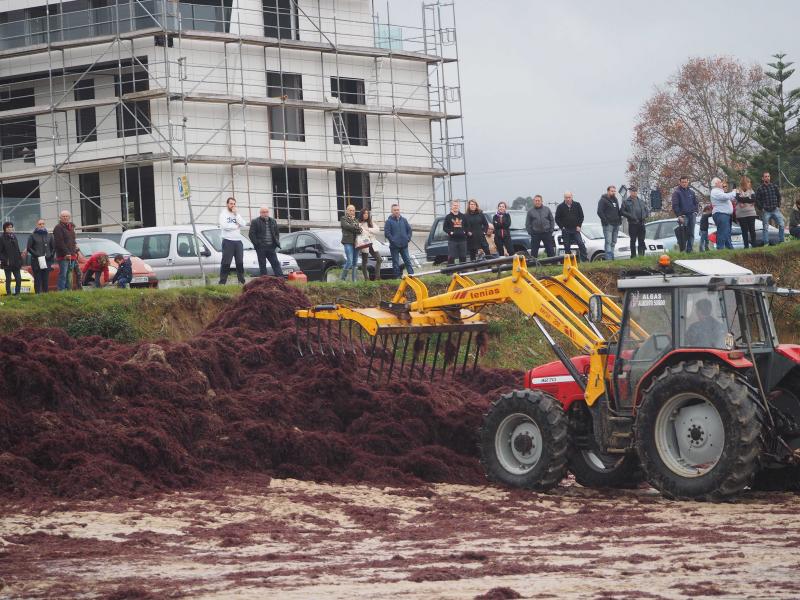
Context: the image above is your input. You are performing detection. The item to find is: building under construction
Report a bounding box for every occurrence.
[0,0,466,234]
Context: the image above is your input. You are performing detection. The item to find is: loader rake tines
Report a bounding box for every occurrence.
[295,315,488,382]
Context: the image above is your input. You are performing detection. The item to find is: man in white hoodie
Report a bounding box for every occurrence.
[218,196,247,284]
[709,177,737,250]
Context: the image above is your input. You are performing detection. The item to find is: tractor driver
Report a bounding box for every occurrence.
[685,297,727,348]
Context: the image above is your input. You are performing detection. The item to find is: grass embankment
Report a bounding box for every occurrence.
[1,241,799,371]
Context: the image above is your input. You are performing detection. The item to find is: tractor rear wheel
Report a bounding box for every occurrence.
[635,360,761,501]
[567,403,643,489]
[751,379,800,492]
[479,390,569,491]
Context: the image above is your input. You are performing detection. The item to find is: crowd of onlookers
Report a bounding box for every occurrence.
[0,211,133,296]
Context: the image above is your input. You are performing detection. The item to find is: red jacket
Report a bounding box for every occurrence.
[81,252,109,280]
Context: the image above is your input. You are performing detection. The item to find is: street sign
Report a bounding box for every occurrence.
[177,175,191,200]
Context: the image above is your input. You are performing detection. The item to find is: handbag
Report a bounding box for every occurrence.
[37,255,48,269]
[355,233,372,250]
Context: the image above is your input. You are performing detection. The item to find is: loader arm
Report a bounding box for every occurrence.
[296,255,616,406]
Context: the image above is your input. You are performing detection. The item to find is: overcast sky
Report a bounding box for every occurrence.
[388,0,800,215]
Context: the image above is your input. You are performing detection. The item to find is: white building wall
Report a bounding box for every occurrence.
[0,0,453,233]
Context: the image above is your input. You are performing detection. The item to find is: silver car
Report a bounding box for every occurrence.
[644,218,781,251]
[120,225,299,279]
[556,222,665,261]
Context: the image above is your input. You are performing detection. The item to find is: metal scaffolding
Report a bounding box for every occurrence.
[0,0,467,232]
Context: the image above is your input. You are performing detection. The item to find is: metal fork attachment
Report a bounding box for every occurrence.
[294,303,488,382]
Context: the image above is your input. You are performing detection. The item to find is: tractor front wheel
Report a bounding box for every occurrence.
[479,390,569,491]
[635,360,761,501]
[568,404,643,489]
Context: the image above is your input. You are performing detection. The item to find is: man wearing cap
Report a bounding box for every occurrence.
[621,185,650,257]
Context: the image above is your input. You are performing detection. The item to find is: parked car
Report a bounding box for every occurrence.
[425,210,531,264]
[0,269,35,295]
[554,222,665,262]
[644,218,781,251]
[120,225,300,279]
[21,236,158,290]
[281,228,421,281]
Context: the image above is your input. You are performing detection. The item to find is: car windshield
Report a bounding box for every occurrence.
[78,238,129,256]
[314,229,344,249]
[507,210,528,231]
[579,223,606,239]
[201,228,255,252]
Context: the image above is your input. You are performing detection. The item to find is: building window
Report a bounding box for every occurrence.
[267,71,304,142]
[272,167,308,221]
[179,0,232,33]
[75,79,97,143]
[115,70,151,137]
[0,87,36,162]
[330,77,367,146]
[335,171,371,217]
[120,166,155,227]
[0,180,40,233]
[79,172,102,231]
[263,0,297,40]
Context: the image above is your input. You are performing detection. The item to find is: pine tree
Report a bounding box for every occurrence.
[746,54,800,186]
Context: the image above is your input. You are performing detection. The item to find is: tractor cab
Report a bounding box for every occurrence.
[612,259,789,412]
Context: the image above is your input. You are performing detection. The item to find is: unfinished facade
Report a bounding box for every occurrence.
[0,0,466,233]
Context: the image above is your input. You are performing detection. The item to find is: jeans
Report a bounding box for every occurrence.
[390,245,414,278]
[791,226,800,239]
[82,269,103,288]
[360,245,382,280]
[713,213,734,249]
[57,258,79,291]
[447,238,467,264]
[219,239,245,284]
[628,222,647,257]
[761,209,785,244]
[341,243,357,281]
[115,276,131,288]
[678,212,696,252]
[738,216,757,248]
[562,229,588,261]
[602,224,619,259]
[3,268,21,295]
[529,233,555,258]
[494,233,514,257]
[699,230,709,252]
[32,263,51,293]
[256,245,283,277]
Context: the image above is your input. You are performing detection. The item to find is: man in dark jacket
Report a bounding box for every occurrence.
[249,206,283,277]
[525,195,555,258]
[26,218,55,293]
[443,200,467,265]
[0,221,23,296]
[555,192,587,261]
[670,176,698,252]
[53,210,80,291]
[755,172,785,245]
[384,204,414,278]
[620,186,650,257]
[597,185,622,260]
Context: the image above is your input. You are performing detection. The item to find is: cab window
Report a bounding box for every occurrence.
[176,233,208,257]
[680,289,731,350]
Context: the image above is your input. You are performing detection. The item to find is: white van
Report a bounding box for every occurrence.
[120,225,299,279]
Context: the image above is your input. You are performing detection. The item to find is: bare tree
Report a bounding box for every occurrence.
[629,56,765,196]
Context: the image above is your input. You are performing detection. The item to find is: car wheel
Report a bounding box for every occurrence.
[324,266,342,282]
[591,252,606,262]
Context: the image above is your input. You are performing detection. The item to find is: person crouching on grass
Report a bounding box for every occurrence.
[81,251,109,288]
[111,254,133,288]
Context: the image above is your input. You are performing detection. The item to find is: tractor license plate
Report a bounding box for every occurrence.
[132,276,149,283]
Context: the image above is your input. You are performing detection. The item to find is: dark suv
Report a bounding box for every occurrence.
[425,210,531,264]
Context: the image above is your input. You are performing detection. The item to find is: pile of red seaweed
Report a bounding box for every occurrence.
[0,278,520,499]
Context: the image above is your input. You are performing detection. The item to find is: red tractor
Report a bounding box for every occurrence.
[482,258,800,499]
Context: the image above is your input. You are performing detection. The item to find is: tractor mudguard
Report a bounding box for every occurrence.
[632,349,753,409]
